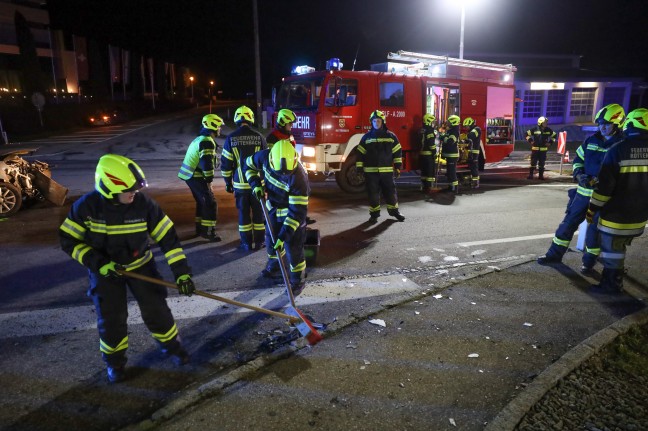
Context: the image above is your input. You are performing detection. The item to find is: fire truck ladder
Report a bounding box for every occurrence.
[387,50,517,73]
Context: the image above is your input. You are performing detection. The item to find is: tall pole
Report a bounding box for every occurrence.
[253,0,262,123]
[47,27,59,104]
[459,4,465,60]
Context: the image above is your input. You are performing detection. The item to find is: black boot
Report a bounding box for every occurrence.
[104,353,127,384]
[201,226,221,242]
[538,170,545,180]
[388,209,405,222]
[527,167,535,180]
[589,268,623,294]
[261,260,280,278]
[107,365,126,383]
[161,339,191,366]
[368,212,380,223]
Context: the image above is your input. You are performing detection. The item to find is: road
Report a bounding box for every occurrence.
[3,109,642,430]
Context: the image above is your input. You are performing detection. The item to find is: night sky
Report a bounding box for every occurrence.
[47,0,648,98]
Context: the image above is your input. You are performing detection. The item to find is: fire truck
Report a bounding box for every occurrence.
[274,51,517,193]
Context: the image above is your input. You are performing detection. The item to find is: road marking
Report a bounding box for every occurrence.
[0,274,418,339]
[458,232,580,247]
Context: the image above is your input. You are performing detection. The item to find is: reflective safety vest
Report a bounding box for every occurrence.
[355,127,402,173]
[178,133,217,180]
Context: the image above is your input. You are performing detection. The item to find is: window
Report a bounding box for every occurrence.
[545,90,566,117]
[569,88,596,116]
[275,78,323,110]
[324,78,358,107]
[602,87,625,107]
[522,90,542,118]
[379,82,404,107]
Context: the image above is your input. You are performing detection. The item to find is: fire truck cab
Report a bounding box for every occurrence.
[274,51,517,193]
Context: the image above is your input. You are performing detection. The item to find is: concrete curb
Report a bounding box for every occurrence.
[485,306,648,431]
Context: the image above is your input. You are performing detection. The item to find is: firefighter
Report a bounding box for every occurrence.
[526,116,556,180]
[586,107,648,294]
[267,108,297,149]
[537,104,625,267]
[244,139,310,295]
[59,154,194,383]
[463,117,481,188]
[440,115,461,193]
[178,114,223,242]
[419,113,438,193]
[221,105,267,251]
[355,110,405,222]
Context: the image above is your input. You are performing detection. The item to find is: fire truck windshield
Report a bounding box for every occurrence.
[275,78,323,110]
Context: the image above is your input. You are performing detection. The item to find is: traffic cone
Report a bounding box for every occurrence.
[563,151,570,163]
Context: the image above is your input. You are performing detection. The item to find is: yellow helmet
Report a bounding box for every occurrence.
[277,109,296,127]
[234,106,254,125]
[269,139,299,173]
[423,113,436,126]
[595,104,625,126]
[95,154,147,199]
[447,115,460,126]
[623,108,648,131]
[369,110,386,124]
[538,116,548,126]
[463,117,475,127]
[202,114,224,131]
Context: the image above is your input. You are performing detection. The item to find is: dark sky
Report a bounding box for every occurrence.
[47,0,648,98]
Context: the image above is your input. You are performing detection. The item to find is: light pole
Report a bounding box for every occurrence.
[189,76,194,102]
[459,2,465,59]
[209,80,214,113]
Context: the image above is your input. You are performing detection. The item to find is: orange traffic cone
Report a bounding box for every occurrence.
[563,151,570,163]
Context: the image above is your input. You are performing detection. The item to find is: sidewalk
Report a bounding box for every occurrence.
[128,243,648,431]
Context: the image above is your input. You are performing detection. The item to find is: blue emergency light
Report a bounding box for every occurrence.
[326,58,343,71]
[292,65,315,75]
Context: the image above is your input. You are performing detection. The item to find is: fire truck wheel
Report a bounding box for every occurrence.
[335,153,365,194]
[0,182,22,218]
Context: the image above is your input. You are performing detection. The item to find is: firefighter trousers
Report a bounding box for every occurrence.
[599,232,634,271]
[365,172,398,216]
[235,190,265,247]
[444,156,459,187]
[264,208,306,285]
[87,261,182,368]
[419,154,437,190]
[185,177,217,235]
[529,150,548,173]
[468,152,480,182]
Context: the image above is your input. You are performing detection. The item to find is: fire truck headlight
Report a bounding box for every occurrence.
[303,162,317,171]
[302,146,316,158]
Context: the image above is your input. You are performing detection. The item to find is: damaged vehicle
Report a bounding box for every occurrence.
[0,148,68,218]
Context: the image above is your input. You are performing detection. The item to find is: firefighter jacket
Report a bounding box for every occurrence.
[59,191,191,278]
[420,125,437,156]
[526,126,556,150]
[266,127,296,149]
[221,125,266,191]
[440,125,460,158]
[244,149,310,243]
[178,129,217,181]
[466,126,482,154]
[572,131,623,198]
[589,130,648,237]
[355,127,403,173]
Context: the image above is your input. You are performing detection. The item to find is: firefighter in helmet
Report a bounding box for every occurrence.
[221,105,267,251]
[586,107,648,294]
[525,116,556,180]
[60,154,194,383]
[178,113,224,241]
[537,104,625,269]
[463,117,481,188]
[267,108,297,149]
[243,139,310,296]
[440,115,461,193]
[419,113,438,193]
[356,110,405,222]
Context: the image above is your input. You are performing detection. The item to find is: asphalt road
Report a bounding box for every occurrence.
[1,110,646,431]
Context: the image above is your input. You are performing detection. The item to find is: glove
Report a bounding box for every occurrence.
[253,186,264,201]
[586,208,596,224]
[176,274,195,296]
[577,174,591,187]
[393,168,401,179]
[99,261,123,279]
[273,238,284,250]
[355,166,363,175]
[225,182,234,194]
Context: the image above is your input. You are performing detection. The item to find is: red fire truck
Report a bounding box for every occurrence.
[274,51,517,193]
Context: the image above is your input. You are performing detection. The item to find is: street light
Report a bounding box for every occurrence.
[459,2,465,59]
[209,80,214,113]
[189,76,194,102]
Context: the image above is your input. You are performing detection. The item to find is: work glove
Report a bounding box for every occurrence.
[586,208,596,224]
[225,182,234,194]
[355,166,363,175]
[273,238,284,250]
[176,274,195,296]
[99,261,123,280]
[393,168,401,179]
[253,186,264,201]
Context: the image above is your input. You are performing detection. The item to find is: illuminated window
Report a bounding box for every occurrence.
[522,90,542,118]
[546,90,566,117]
[379,82,404,107]
[569,88,596,116]
[602,87,625,107]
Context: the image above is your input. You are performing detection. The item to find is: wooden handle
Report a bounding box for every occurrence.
[117,270,298,323]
